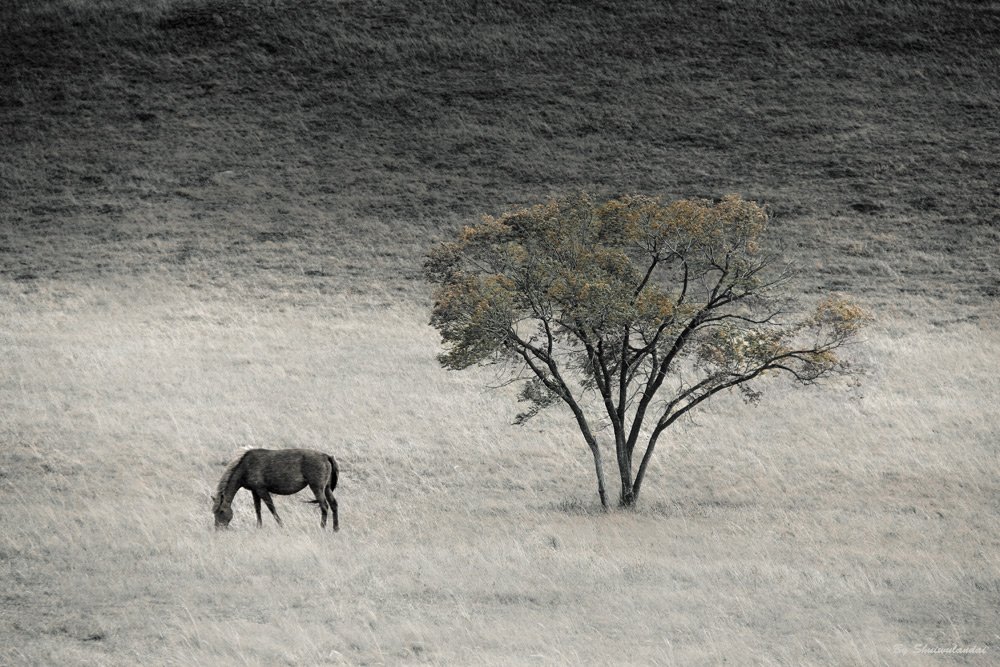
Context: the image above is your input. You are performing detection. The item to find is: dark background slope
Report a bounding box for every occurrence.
[2,0,998,315]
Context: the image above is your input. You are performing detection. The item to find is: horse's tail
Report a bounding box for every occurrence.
[327,455,339,491]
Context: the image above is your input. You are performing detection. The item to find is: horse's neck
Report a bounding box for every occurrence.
[220,464,246,506]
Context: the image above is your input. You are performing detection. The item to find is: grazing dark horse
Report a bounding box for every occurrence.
[212,449,339,531]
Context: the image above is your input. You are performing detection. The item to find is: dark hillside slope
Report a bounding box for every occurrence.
[1,0,998,313]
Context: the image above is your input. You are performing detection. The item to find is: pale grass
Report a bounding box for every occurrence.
[1,278,998,665]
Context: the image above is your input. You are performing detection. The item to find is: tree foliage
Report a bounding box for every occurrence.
[425,193,870,508]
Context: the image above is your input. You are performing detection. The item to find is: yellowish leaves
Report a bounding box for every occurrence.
[547,269,615,319]
[811,294,873,337]
[428,191,789,368]
[806,349,839,370]
[665,195,768,251]
[459,216,511,244]
[703,325,790,371]
[591,193,769,259]
[635,291,676,322]
[428,270,519,370]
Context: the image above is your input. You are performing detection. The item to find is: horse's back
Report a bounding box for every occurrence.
[243,448,334,495]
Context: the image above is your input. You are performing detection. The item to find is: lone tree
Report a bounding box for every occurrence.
[425,193,870,508]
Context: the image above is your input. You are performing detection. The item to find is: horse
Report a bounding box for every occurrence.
[212,448,339,531]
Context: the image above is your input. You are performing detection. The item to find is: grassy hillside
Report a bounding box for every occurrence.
[2,0,999,311]
[1,0,999,664]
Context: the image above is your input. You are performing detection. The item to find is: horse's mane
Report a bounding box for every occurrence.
[212,451,248,511]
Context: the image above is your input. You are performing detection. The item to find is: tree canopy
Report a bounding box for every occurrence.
[425,193,870,507]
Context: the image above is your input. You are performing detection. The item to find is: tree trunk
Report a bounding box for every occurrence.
[617,443,637,507]
[630,429,665,506]
[589,440,609,508]
[619,482,638,507]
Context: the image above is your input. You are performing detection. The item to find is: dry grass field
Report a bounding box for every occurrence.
[2,0,999,664]
[1,282,998,665]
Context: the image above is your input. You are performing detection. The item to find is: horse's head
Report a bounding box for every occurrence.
[212,495,233,529]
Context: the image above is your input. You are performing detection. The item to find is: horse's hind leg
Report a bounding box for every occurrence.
[259,491,283,527]
[252,492,263,527]
[309,482,330,529]
[325,487,339,532]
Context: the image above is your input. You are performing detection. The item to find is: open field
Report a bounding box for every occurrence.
[1,282,998,665]
[2,0,999,664]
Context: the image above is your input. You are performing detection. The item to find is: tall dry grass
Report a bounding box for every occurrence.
[1,278,997,665]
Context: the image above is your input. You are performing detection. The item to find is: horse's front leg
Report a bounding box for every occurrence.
[259,491,283,527]
[252,491,263,527]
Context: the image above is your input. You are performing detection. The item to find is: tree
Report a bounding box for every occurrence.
[424,193,870,508]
